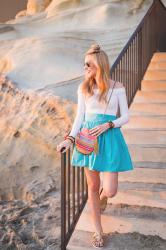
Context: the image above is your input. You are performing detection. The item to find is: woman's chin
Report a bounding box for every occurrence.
[85,73,94,79]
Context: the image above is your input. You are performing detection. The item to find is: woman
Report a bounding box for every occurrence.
[57,44,134,248]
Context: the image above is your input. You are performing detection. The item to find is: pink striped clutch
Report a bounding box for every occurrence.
[75,128,98,155]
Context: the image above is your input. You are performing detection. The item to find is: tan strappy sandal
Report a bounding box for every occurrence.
[92,232,104,248]
[99,187,108,212]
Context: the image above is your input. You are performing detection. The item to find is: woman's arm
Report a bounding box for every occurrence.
[112,87,129,128]
[68,84,85,138]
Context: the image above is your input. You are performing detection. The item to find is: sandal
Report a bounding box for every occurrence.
[92,232,104,248]
[99,187,108,212]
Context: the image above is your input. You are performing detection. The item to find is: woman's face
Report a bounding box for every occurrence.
[84,55,97,80]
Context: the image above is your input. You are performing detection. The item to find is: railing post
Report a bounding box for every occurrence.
[154,0,159,51]
[138,29,142,91]
[61,151,66,250]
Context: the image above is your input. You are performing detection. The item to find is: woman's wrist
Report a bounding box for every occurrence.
[105,122,110,129]
[65,135,75,144]
[106,121,115,129]
[66,138,73,144]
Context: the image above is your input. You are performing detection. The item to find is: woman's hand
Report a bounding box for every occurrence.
[89,122,110,137]
[56,139,73,153]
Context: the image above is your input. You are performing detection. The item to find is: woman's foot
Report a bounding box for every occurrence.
[99,187,108,212]
[92,232,104,248]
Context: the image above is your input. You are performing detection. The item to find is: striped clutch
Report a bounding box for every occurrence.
[75,128,98,155]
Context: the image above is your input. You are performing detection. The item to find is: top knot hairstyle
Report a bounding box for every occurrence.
[86,44,101,55]
[82,43,111,104]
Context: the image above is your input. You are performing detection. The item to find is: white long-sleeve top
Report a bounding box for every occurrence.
[69,84,129,138]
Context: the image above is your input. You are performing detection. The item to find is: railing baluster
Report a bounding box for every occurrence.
[126,48,130,94]
[77,167,80,212]
[67,149,71,231]
[72,161,75,221]
[81,167,84,203]
[61,152,66,250]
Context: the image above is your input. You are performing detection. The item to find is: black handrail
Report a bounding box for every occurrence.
[111,0,166,108]
[61,1,166,249]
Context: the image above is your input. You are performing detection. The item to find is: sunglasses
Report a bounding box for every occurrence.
[84,62,91,67]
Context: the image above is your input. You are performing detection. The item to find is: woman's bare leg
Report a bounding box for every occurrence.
[84,167,103,234]
[100,172,118,200]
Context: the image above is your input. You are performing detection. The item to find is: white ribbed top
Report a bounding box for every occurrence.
[69,84,129,138]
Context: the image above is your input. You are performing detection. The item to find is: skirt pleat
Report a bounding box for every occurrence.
[71,113,134,172]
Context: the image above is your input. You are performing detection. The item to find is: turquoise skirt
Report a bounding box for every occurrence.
[71,113,134,172]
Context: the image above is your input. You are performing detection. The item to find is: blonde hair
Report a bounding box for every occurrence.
[81,43,111,104]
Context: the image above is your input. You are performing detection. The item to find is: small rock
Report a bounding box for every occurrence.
[13,131,21,138]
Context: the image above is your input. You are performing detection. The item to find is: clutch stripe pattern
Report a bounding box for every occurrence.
[76,137,95,148]
[75,128,97,154]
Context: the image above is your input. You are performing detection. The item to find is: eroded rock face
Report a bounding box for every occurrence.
[15,0,53,18]
[27,0,52,15]
[0,74,76,249]
[46,0,81,16]
[0,74,75,201]
[1,1,155,90]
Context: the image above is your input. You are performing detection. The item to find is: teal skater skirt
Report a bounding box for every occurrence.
[71,113,134,172]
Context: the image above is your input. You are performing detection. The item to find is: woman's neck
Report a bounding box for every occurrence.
[93,79,114,89]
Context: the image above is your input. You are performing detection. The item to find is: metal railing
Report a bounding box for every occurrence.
[111,0,166,107]
[61,1,166,249]
[61,148,88,250]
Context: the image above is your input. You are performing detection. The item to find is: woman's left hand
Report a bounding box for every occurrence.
[89,123,110,137]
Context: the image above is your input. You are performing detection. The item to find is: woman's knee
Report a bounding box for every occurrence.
[104,189,118,198]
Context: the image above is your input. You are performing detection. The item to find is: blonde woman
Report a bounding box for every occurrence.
[57,44,134,248]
